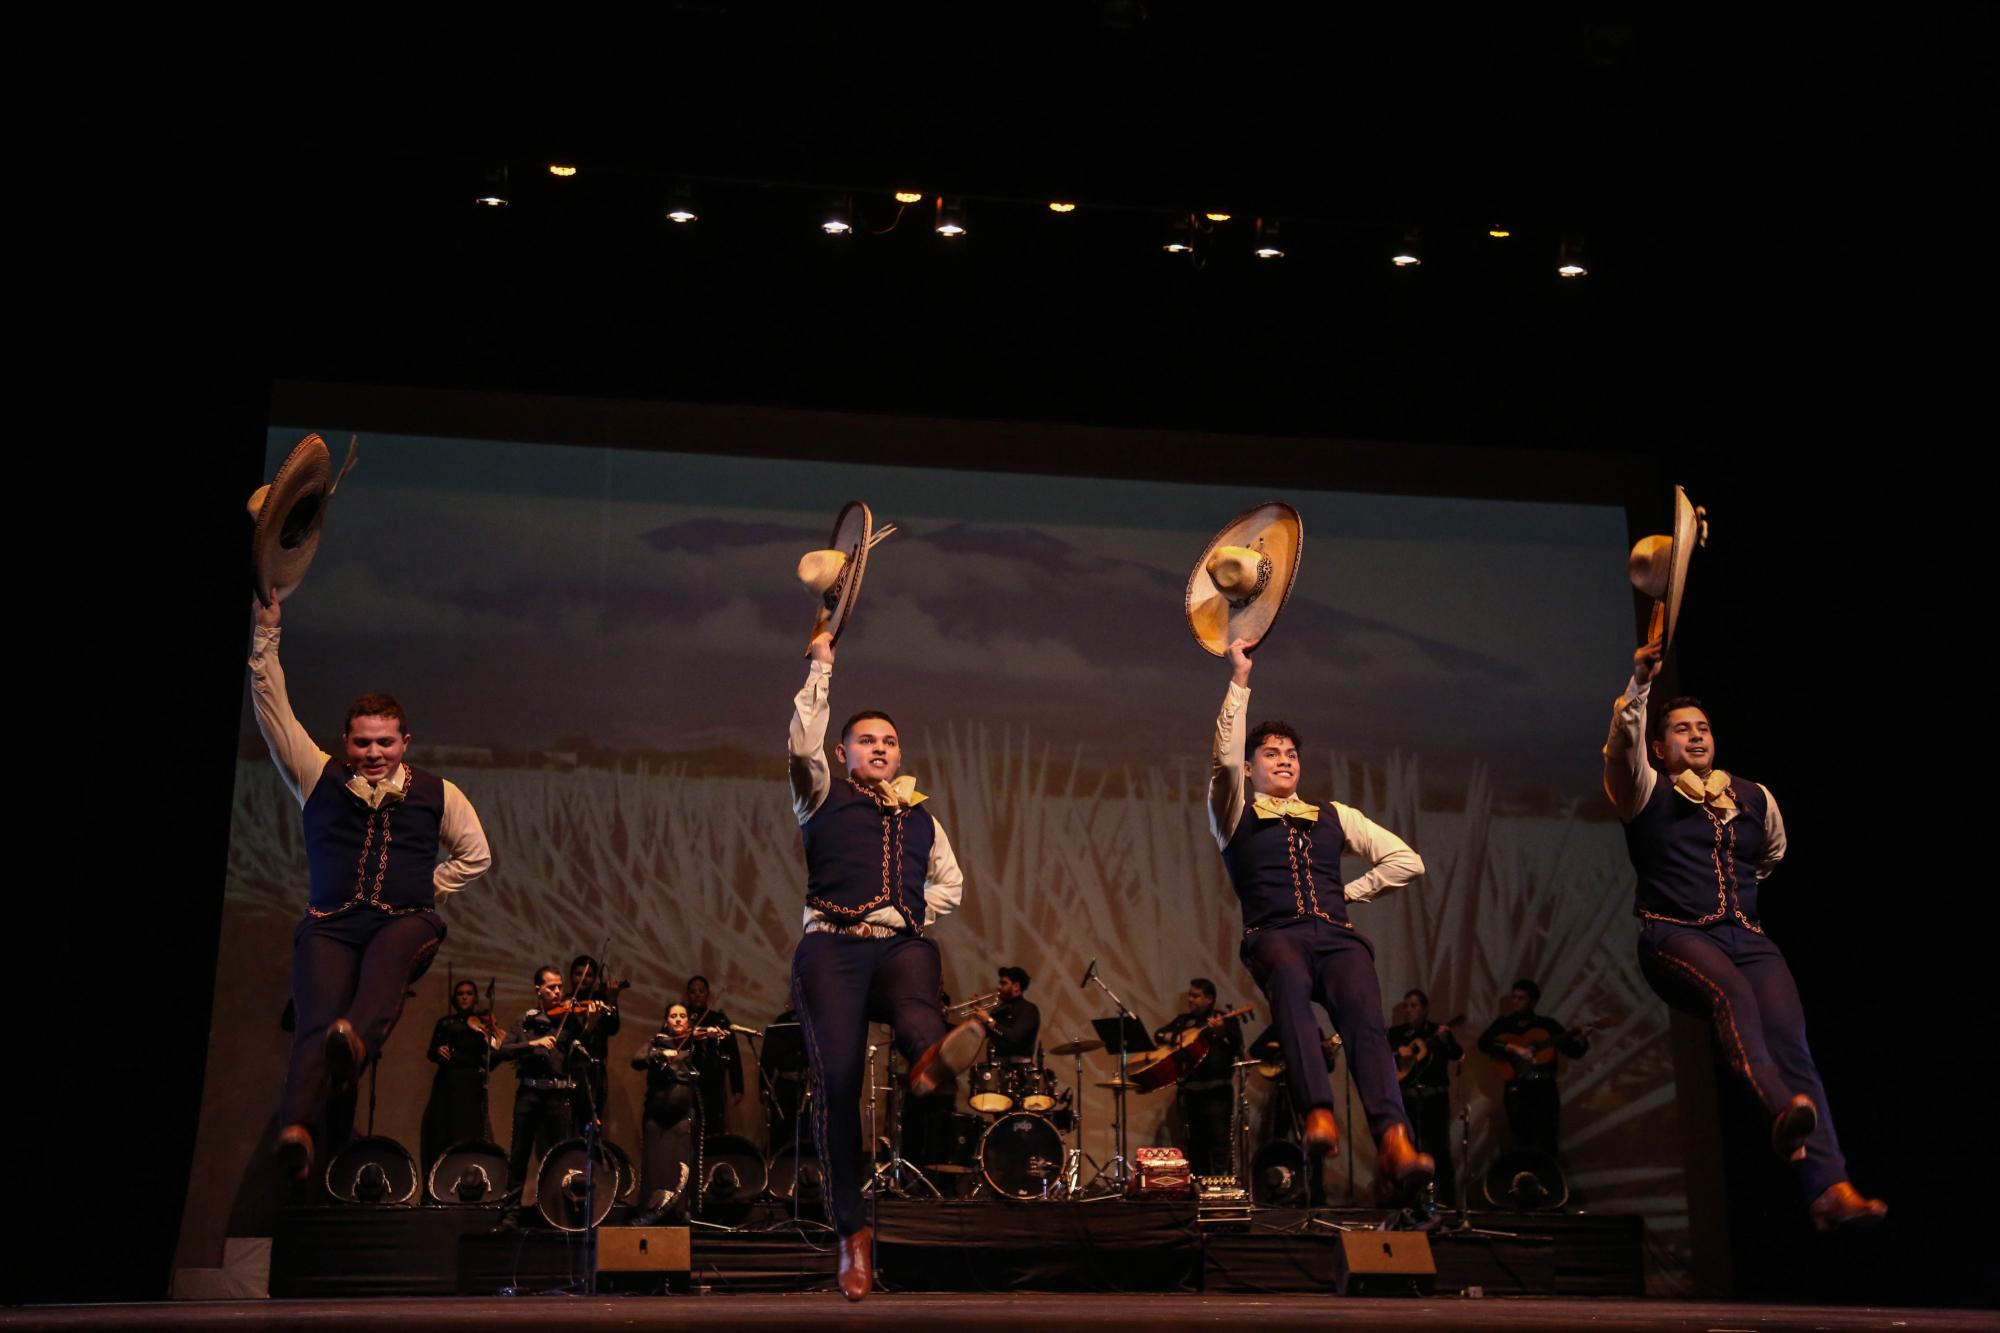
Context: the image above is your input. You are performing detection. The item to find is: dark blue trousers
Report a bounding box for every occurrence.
[1241,918,1410,1142]
[283,908,444,1132]
[1637,918,1847,1199]
[791,931,949,1236]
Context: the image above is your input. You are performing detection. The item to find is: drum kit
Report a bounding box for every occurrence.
[912,1036,1107,1199]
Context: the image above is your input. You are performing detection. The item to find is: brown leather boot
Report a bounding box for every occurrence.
[276,1124,315,1183]
[1375,1124,1436,1205]
[837,1224,875,1301]
[325,1018,366,1095]
[908,1020,986,1099]
[1809,1181,1887,1231]
[1304,1106,1341,1158]
[1771,1094,1818,1163]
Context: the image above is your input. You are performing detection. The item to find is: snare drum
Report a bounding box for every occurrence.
[967,1061,1015,1113]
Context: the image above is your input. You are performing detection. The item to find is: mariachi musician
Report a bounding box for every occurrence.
[421,978,502,1168]
[1387,988,1463,1202]
[1152,978,1245,1175]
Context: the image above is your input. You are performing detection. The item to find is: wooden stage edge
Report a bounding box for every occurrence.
[6,1295,1991,1332]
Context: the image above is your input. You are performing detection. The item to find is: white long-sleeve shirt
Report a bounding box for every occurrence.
[787,659,963,930]
[1601,673,1786,878]
[1207,679,1424,901]
[248,625,493,900]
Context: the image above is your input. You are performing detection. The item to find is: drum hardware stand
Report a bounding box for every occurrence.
[1080,969,1149,1197]
[864,1041,941,1200]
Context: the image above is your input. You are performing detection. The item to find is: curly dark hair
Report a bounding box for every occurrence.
[344,693,409,735]
[1245,720,1302,754]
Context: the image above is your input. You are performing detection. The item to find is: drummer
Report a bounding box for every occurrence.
[979,966,1040,1061]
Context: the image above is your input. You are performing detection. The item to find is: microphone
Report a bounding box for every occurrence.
[730,1023,764,1037]
[1079,958,1097,989]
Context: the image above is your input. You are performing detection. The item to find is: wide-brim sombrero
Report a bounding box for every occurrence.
[1185,501,1303,656]
[248,433,357,605]
[797,501,897,648]
[1626,484,1706,656]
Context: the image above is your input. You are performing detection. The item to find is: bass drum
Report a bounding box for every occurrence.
[978,1112,1065,1200]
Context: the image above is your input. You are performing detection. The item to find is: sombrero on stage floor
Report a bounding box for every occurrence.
[797,500,898,648]
[1186,501,1303,656]
[248,432,358,605]
[1627,484,1708,657]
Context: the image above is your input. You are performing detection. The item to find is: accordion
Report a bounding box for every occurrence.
[1131,1147,1193,1197]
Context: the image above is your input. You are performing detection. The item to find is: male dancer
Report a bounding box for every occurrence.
[1210,639,1433,1201]
[1605,640,1885,1229]
[250,597,492,1181]
[788,631,984,1299]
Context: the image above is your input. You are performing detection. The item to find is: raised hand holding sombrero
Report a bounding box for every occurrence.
[248,432,358,606]
[1185,501,1303,656]
[797,500,897,653]
[1627,485,1708,657]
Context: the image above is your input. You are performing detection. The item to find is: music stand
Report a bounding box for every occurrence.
[1083,1012,1153,1196]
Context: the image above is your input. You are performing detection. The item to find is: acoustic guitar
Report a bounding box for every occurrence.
[1489,1013,1617,1080]
[1394,1013,1466,1085]
[1129,1005,1256,1092]
[1256,1032,1341,1081]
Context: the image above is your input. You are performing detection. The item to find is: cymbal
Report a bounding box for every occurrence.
[1049,1037,1103,1056]
[1093,1078,1143,1090]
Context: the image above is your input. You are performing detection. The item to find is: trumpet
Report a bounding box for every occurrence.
[945,991,1000,1021]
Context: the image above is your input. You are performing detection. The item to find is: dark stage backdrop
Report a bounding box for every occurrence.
[177,399,1686,1284]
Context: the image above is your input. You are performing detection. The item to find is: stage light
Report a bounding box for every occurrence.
[1048,200,1077,213]
[665,184,698,224]
[893,190,924,205]
[1204,211,1233,223]
[935,196,967,237]
[1489,224,1512,238]
[1558,239,1589,278]
[1392,229,1422,267]
[1161,215,1195,254]
[474,165,509,208]
[1253,218,1285,260]
[822,193,855,236]
[547,164,577,178]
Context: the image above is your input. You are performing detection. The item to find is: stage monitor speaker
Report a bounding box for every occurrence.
[1333,1230,1435,1297]
[596,1226,691,1272]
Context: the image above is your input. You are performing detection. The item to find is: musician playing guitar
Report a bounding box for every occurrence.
[1150,979,1245,1175]
[1387,989,1463,1204]
[1476,980,1602,1156]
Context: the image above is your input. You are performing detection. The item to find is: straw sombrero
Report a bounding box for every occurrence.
[797,501,898,648]
[1185,501,1303,656]
[248,433,358,605]
[1626,485,1707,656]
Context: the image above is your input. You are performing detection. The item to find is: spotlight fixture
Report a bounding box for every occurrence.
[1204,211,1233,223]
[1392,229,1422,267]
[1488,224,1512,238]
[1557,239,1589,278]
[1161,215,1196,255]
[547,164,578,178]
[1047,200,1077,214]
[935,196,967,238]
[664,183,698,224]
[892,190,924,205]
[1252,218,1285,260]
[822,194,855,236]
[474,165,509,208]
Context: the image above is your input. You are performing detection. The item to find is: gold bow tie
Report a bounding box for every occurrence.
[1672,768,1735,811]
[862,775,928,809]
[345,772,406,810]
[1252,793,1320,822]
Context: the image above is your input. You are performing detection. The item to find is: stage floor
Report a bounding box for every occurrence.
[8,1295,1990,1332]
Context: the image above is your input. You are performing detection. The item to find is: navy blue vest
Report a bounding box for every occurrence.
[801,778,934,931]
[1222,800,1354,935]
[1623,773,1770,930]
[302,760,446,916]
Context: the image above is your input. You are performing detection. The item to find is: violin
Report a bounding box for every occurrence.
[466,1011,508,1045]
[544,998,617,1020]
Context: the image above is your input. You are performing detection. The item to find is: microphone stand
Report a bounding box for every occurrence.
[1083,969,1141,1195]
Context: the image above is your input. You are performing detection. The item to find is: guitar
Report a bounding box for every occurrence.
[1489,1013,1618,1080]
[1129,1005,1255,1092]
[1394,1013,1465,1085]
[1256,1032,1341,1081]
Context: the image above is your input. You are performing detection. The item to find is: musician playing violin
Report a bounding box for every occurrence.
[1152,978,1244,1175]
[628,1001,724,1225]
[682,975,741,1141]
[566,954,624,1132]
[421,979,501,1168]
[496,966,584,1191]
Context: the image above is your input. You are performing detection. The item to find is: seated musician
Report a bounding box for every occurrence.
[1152,978,1244,1175]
